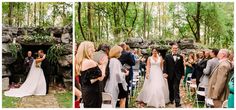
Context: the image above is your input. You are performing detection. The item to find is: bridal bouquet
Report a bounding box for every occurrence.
[36,61,41,68]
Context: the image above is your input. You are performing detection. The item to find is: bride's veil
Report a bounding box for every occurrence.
[25,59,37,78]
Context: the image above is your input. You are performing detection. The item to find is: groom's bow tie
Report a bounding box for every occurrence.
[172,54,177,56]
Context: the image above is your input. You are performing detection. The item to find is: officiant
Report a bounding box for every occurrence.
[24,51,34,75]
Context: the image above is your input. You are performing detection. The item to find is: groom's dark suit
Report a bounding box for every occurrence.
[41,55,50,94]
[163,53,184,106]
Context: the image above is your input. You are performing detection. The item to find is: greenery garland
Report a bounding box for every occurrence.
[23,34,53,43]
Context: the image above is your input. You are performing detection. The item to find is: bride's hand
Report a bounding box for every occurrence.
[146,74,149,79]
[163,73,168,78]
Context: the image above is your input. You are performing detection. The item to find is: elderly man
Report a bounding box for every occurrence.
[208,49,233,108]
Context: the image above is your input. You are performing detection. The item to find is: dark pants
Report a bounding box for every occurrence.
[168,77,181,105]
[42,69,49,94]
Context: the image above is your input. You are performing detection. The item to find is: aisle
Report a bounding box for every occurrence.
[129,77,195,108]
[18,88,60,108]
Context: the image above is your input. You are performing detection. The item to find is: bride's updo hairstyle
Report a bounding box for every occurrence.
[75,41,94,76]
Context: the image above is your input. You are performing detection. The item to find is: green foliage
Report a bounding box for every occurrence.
[8,43,22,59]
[75,2,233,49]
[47,44,66,64]
[2,2,72,28]
[2,95,21,108]
[55,91,72,108]
[23,34,53,43]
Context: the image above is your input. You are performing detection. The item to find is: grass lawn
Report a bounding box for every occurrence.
[55,91,73,108]
[2,94,21,108]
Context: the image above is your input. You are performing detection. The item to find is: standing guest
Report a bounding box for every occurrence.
[93,44,110,91]
[163,43,184,107]
[105,45,128,108]
[228,50,234,108]
[74,44,81,108]
[24,51,34,75]
[118,42,135,108]
[191,50,207,87]
[205,50,211,60]
[183,52,195,86]
[75,41,104,108]
[133,49,141,79]
[199,49,219,94]
[208,49,233,108]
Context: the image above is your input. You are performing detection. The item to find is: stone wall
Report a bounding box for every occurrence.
[2,24,73,91]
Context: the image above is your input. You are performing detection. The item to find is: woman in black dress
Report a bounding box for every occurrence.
[75,41,104,108]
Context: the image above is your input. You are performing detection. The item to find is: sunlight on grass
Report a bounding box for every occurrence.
[55,91,73,108]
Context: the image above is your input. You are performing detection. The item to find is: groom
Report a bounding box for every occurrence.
[38,50,50,94]
[163,43,184,107]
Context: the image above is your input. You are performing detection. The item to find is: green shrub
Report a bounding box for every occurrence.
[8,43,22,59]
[47,44,66,64]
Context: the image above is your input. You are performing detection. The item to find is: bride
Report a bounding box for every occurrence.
[4,55,47,97]
[137,48,169,108]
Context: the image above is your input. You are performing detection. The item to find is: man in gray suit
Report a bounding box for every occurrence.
[207,49,233,107]
[199,49,219,94]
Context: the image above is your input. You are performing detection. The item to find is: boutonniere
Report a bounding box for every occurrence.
[177,57,180,60]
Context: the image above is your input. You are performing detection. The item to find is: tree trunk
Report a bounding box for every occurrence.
[39,2,41,27]
[17,3,20,27]
[8,3,13,26]
[158,3,161,37]
[196,2,201,42]
[27,3,30,26]
[78,2,86,40]
[42,3,45,26]
[87,2,94,41]
[34,3,37,27]
[143,2,147,39]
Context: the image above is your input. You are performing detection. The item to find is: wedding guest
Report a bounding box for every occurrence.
[133,48,141,79]
[93,44,110,91]
[183,52,195,86]
[205,50,211,60]
[227,50,234,108]
[208,49,233,108]
[24,51,34,75]
[105,45,128,108]
[118,42,135,108]
[191,50,207,87]
[199,49,219,94]
[75,41,103,108]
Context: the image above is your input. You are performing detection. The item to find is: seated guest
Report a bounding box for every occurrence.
[105,45,128,108]
[208,49,233,108]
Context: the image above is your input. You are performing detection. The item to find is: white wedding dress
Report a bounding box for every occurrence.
[137,56,169,108]
[4,60,47,97]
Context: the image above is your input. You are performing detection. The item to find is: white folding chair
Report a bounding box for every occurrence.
[205,97,214,108]
[195,85,205,108]
[102,92,113,108]
[80,100,84,108]
[222,100,228,108]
